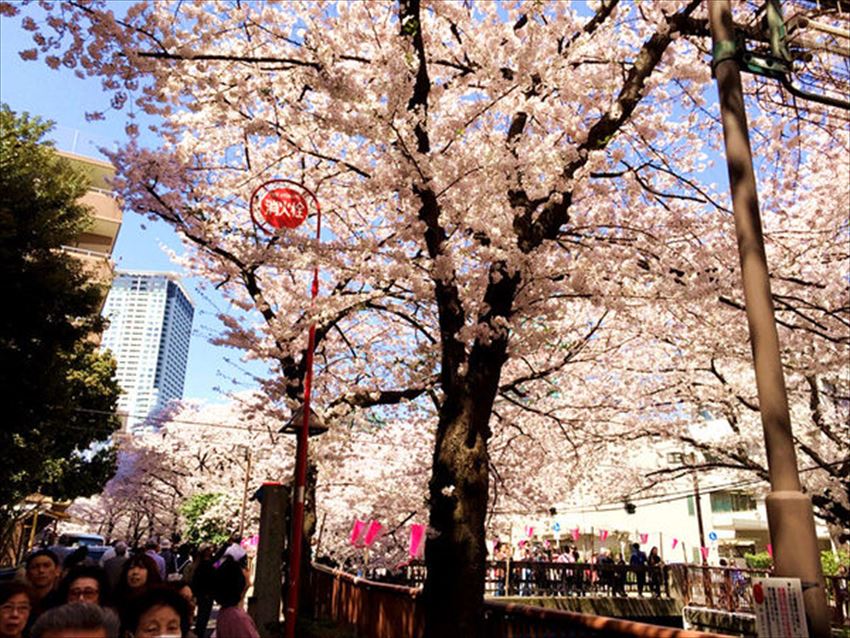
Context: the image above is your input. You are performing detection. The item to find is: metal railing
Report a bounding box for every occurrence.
[309,564,727,638]
[669,564,848,625]
[59,245,110,260]
[372,561,849,626]
[394,560,670,598]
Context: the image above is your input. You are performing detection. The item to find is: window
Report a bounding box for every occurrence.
[710,491,756,513]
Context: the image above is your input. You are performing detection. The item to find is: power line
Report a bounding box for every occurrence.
[67,406,276,433]
[56,408,849,513]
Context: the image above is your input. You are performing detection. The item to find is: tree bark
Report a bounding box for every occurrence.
[423,396,490,638]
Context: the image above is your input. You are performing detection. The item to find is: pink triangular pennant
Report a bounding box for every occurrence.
[766,543,773,557]
[409,523,425,558]
[525,526,535,539]
[599,529,609,542]
[639,533,649,545]
[363,520,382,546]
[571,528,580,542]
[350,519,366,546]
[672,538,679,549]
[700,546,710,560]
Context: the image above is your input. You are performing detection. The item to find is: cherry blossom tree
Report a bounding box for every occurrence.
[8,0,848,633]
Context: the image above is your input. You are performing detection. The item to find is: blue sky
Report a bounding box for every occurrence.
[0,12,268,402]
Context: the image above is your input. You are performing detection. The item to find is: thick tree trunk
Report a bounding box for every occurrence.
[423,396,490,638]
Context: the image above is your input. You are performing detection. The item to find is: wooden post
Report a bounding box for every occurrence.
[250,482,287,638]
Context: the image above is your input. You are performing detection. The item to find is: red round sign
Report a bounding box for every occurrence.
[259,188,309,229]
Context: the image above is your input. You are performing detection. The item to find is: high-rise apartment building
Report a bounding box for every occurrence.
[101,272,194,430]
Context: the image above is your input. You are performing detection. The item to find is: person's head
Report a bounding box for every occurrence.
[165,579,195,626]
[212,558,246,608]
[198,543,214,561]
[144,540,159,553]
[124,586,189,638]
[25,550,61,593]
[0,582,33,638]
[631,543,640,552]
[62,546,89,573]
[29,602,119,638]
[57,565,111,607]
[121,554,162,592]
[113,542,128,557]
[650,546,659,556]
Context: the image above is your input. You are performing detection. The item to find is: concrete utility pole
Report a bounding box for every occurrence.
[708,2,830,635]
[238,446,253,539]
[692,466,714,608]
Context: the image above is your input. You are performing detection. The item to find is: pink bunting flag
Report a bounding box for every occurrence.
[639,533,649,545]
[672,538,679,550]
[409,523,426,558]
[571,528,580,542]
[363,520,383,547]
[599,529,609,542]
[766,543,773,558]
[525,526,535,539]
[350,519,366,546]
[700,546,710,560]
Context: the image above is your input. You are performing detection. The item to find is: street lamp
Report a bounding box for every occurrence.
[279,404,328,634]
[279,406,329,437]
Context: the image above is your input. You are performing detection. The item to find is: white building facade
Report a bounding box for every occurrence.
[101,272,194,430]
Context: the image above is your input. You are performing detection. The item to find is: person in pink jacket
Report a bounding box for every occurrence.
[211,558,258,638]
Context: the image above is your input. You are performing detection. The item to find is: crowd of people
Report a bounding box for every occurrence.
[484,541,666,598]
[0,534,259,638]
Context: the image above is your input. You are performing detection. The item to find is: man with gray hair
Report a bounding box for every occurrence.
[30,602,119,638]
[102,541,129,589]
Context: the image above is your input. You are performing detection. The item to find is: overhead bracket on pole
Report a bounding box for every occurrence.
[713,0,850,109]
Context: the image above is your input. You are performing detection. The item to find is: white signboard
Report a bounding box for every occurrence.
[752,577,808,638]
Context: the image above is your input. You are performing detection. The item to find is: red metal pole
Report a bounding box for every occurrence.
[284,198,321,638]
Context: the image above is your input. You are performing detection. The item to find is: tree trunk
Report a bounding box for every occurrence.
[423,396,490,638]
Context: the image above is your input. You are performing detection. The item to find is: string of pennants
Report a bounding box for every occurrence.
[349,519,427,559]
[518,525,748,559]
[522,526,653,545]
[350,520,769,561]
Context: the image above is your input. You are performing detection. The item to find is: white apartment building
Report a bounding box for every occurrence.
[512,486,831,565]
[101,272,194,430]
[508,424,834,564]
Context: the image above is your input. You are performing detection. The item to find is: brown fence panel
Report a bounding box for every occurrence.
[483,600,730,638]
[311,564,424,638]
[310,564,728,638]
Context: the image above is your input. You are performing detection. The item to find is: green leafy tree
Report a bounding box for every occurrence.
[821,549,850,577]
[180,493,233,546]
[744,552,774,570]
[0,104,121,543]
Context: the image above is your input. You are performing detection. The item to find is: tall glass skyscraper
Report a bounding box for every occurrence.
[101,272,194,430]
